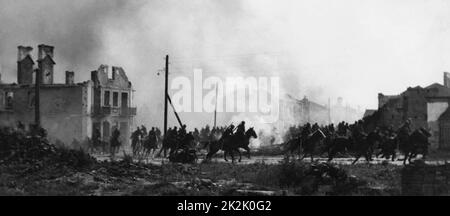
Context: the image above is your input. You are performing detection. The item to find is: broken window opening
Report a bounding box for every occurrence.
[113,92,119,107]
[104,90,110,106]
[5,92,13,109]
[28,91,35,108]
[121,92,128,108]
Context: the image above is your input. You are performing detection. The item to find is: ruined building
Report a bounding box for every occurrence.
[372,72,450,149]
[0,45,136,147]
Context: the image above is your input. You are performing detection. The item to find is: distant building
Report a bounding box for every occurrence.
[0,45,137,147]
[330,97,363,124]
[278,94,328,129]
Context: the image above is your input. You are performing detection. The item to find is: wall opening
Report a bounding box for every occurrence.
[104,91,110,106]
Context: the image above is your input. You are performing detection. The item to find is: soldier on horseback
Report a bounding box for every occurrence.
[337,122,346,136]
[397,119,412,150]
[236,121,246,139]
[223,124,235,139]
[131,127,142,156]
[179,124,187,137]
[301,123,312,139]
[312,123,319,132]
[140,125,147,139]
[353,120,367,138]
[398,119,412,135]
[386,125,395,137]
[328,124,335,134]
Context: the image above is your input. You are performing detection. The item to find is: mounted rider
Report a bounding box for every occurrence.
[312,123,319,132]
[397,119,412,147]
[149,127,157,142]
[301,123,312,138]
[235,121,246,139]
[386,125,396,138]
[179,124,187,137]
[337,122,347,136]
[328,124,335,134]
[398,119,412,135]
[131,127,141,151]
[353,120,367,139]
[223,124,235,139]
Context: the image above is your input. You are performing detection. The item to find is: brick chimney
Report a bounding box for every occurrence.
[17,46,35,84]
[444,72,450,88]
[37,44,55,85]
[65,71,74,85]
[38,44,54,60]
[18,46,33,62]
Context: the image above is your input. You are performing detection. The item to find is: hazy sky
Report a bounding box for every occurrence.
[1,0,450,127]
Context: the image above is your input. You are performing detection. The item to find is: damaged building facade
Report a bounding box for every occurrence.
[0,45,136,147]
[371,72,450,150]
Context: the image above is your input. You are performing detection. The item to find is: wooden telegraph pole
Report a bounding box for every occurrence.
[34,68,41,127]
[213,83,218,128]
[164,55,169,138]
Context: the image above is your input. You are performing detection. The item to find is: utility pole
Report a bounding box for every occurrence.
[213,83,218,128]
[34,68,41,127]
[164,55,169,138]
[328,97,331,124]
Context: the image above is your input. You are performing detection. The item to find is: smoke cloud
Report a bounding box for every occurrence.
[1,0,450,133]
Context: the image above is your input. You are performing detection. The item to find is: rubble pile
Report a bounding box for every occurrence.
[277,159,365,195]
[169,149,198,164]
[0,127,96,171]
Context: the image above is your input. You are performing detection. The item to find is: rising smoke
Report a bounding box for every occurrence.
[1,0,449,145]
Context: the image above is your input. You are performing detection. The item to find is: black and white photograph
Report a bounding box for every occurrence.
[1,0,450,200]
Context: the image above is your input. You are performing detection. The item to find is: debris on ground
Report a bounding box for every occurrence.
[0,126,401,196]
[168,148,198,164]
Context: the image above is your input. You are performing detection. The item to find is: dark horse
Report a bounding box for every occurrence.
[350,130,383,164]
[156,135,178,158]
[377,134,398,161]
[206,128,258,163]
[327,135,353,162]
[168,134,197,163]
[299,129,327,162]
[142,134,159,159]
[399,128,431,165]
[284,137,302,157]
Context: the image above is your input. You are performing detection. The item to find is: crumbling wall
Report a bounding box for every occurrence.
[0,84,91,145]
[427,102,449,150]
[402,163,450,196]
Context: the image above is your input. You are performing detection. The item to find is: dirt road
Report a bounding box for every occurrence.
[95,153,450,166]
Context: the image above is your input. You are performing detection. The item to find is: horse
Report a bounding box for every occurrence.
[283,137,302,158]
[377,134,398,161]
[299,129,327,162]
[327,135,354,162]
[223,127,258,163]
[142,134,158,160]
[204,140,221,161]
[131,135,142,157]
[399,128,431,165]
[350,130,382,164]
[205,128,258,163]
[168,134,198,163]
[156,135,178,158]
